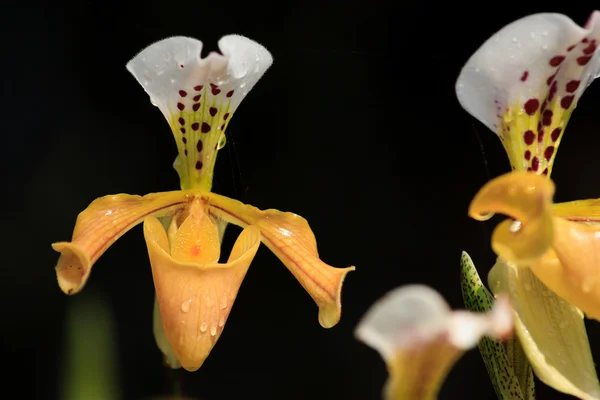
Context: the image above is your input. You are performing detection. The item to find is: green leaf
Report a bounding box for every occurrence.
[460,251,535,400]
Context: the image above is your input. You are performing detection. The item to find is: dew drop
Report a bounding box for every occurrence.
[511,37,518,43]
[218,314,225,327]
[219,294,228,310]
[509,220,522,233]
[210,324,217,336]
[559,321,569,329]
[200,321,207,332]
[217,133,227,150]
[181,299,192,313]
[205,296,214,307]
[240,82,247,88]
[149,96,158,106]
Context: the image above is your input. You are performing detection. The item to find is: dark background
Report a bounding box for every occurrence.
[3,1,600,399]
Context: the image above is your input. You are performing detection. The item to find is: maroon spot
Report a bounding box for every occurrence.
[223,113,230,120]
[179,90,187,97]
[197,140,203,152]
[210,83,221,95]
[577,55,592,65]
[195,161,203,170]
[567,44,576,51]
[566,80,580,93]
[191,122,199,131]
[540,100,547,112]
[180,128,186,134]
[549,55,565,67]
[583,38,589,43]
[209,107,218,117]
[193,95,201,102]
[520,71,529,82]
[192,103,201,111]
[542,168,549,175]
[524,150,531,160]
[551,127,562,142]
[201,122,211,133]
[548,81,558,101]
[524,130,535,145]
[184,149,188,156]
[194,85,203,91]
[537,121,542,132]
[538,129,545,143]
[531,157,540,171]
[226,90,234,97]
[583,42,597,55]
[182,137,187,144]
[220,124,225,130]
[544,146,555,161]
[546,73,556,86]
[177,102,185,111]
[560,95,574,109]
[524,98,539,115]
[178,117,185,125]
[527,167,533,171]
[180,64,184,68]
[542,110,553,126]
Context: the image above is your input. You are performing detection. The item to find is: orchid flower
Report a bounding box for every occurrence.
[456,10,600,399]
[52,35,355,372]
[355,284,513,400]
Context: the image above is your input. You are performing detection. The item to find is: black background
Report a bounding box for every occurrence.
[3,1,600,399]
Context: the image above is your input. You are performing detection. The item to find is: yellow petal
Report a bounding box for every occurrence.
[153,295,182,369]
[470,171,600,320]
[202,192,354,328]
[53,191,190,295]
[385,341,462,400]
[469,171,555,265]
[168,198,221,264]
[489,259,600,400]
[553,198,600,222]
[143,213,260,371]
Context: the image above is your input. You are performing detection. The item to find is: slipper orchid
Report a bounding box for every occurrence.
[457,10,600,399]
[355,284,513,400]
[52,35,355,372]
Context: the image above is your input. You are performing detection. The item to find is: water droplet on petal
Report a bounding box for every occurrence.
[219,294,228,310]
[217,133,227,150]
[210,324,217,336]
[509,220,522,233]
[218,314,225,327]
[200,321,207,332]
[512,37,518,43]
[181,299,192,313]
[205,296,214,307]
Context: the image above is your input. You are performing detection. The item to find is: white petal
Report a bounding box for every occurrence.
[355,285,451,362]
[456,11,600,174]
[446,296,513,349]
[125,35,273,190]
[126,35,272,118]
